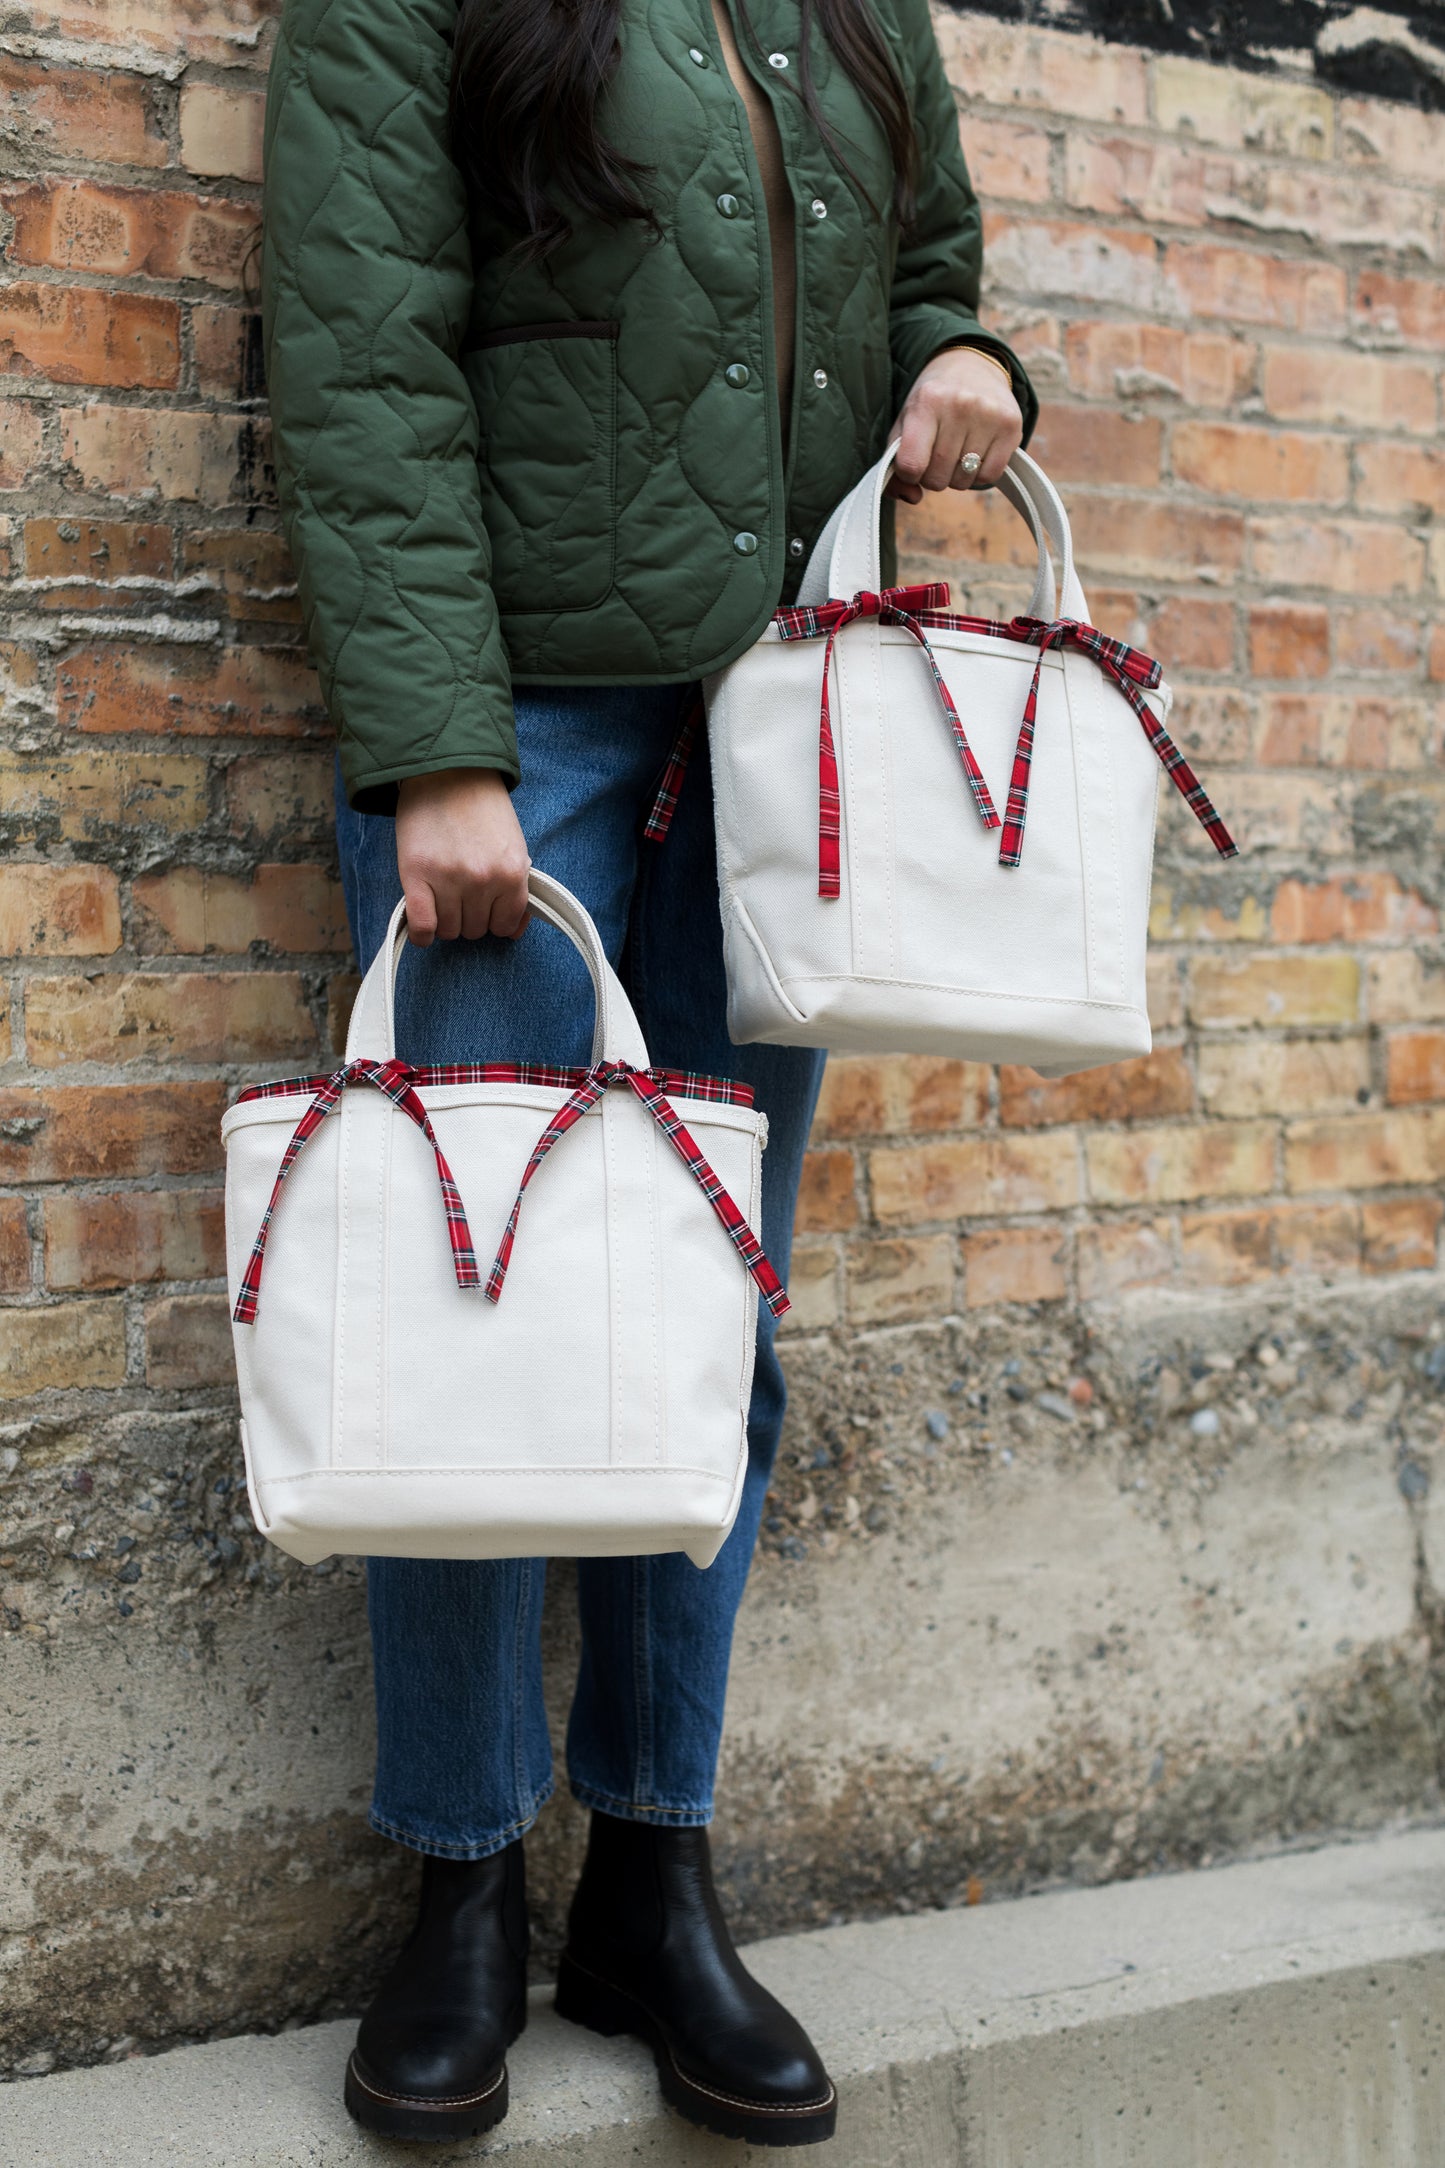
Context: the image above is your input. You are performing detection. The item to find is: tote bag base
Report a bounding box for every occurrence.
[723,914,1152,1077]
[241,1423,745,1570]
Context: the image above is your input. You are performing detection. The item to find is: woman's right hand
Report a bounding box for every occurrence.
[394,768,532,945]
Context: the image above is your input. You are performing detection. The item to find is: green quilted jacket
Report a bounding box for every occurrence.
[262,0,1037,810]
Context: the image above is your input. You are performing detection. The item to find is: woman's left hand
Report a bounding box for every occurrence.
[887,346,1024,504]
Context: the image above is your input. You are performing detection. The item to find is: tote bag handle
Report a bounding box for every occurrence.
[345,868,651,1071]
[798,442,1090,626]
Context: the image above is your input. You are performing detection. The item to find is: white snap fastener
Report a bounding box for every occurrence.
[788,536,805,558]
[812,366,828,389]
[811,197,827,219]
[768,51,788,68]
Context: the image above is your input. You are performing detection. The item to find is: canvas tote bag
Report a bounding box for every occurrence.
[222,871,785,1569]
[684,444,1236,1077]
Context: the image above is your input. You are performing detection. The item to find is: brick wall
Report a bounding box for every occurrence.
[3,6,1442,1409]
[2,0,1443,2083]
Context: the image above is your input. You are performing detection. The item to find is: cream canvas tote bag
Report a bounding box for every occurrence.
[222,871,785,1569]
[693,445,1235,1077]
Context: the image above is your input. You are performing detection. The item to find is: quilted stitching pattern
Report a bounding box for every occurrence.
[262,0,1036,804]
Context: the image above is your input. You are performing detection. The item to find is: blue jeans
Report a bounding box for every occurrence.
[334,683,825,1857]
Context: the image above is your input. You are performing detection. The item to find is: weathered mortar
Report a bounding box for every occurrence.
[2,0,1444,2084]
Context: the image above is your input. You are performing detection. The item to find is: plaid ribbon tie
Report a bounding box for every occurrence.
[972,613,1239,868]
[232,1058,479,1324]
[775,583,1001,897]
[488,1061,790,1319]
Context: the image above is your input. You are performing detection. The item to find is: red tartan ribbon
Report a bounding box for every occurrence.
[643,690,704,845]
[775,583,1001,896]
[488,1060,790,1320]
[773,586,1238,885]
[231,1059,479,1325]
[918,609,1239,868]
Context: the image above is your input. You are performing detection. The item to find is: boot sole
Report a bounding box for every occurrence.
[343,2004,525,2144]
[554,1952,838,2148]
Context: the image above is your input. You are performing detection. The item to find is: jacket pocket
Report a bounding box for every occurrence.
[464,319,619,616]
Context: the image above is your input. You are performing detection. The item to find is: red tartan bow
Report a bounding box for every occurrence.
[775,586,1238,888]
[775,583,1001,896]
[962,613,1238,867]
[489,1061,789,1319]
[232,1059,478,1324]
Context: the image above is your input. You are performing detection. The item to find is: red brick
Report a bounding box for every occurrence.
[1270,873,1436,945]
[1386,1032,1445,1107]
[1332,609,1423,676]
[45,1189,225,1290]
[24,971,315,1067]
[59,645,323,737]
[1353,269,1445,353]
[1145,597,1235,673]
[1166,687,1253,768]
[1247,604,1330,680]
[1250,518,1425,598]
[0,1083,226,1182]
[962,1223,1067,1308]
[23,517,172,597]
[0,1197,31,1293]
[1255,694,1429,772]
[1159,240,1346,334]
[1196,1036,1370,1118]
[22,0,277,68]
[179,80,266,182]
[896,484,1040,572]
[182,529,297,625]
[1271,1203,1362,1276]
[0,56,168,168]
[1069,495,1245,582]
[0,747,210,843]
[1068,139,1431,256]
[1087,1123,1276,1206]
[1284,1109,1445,1193]
[132,863,349,954]
[1362,1197,1441,1273]
[224,750,334,839]
[61,405,266,507]
[812,1056,988,1140]
[934,16,1148,124]
[1262,347,1437,433]
[845,1234,955,1326]
[144,1292,233,1389]
[999,1048,1194,1128]
[1369,953,1445,1026]
[1432,623,1445,684]
[0,283,179,389]
[1172,422,1348,504]
[960,117,1052,204]
[0,402,45,491]
[0,864,121,956]
[1026,406,1161,487]
[1064,320,1255,408]
[1178,1208,1274,1286]
[796,1148,858,1233]
[1353,443,1445,521]
[871,1133,1079,1224]
[2,179,257,288]
[1076,1217,1174,1300]
[1189,952,1358,1028]
[981,215,1160,310]
[192,305,266,401]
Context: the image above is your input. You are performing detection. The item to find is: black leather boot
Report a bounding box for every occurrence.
[555,1812,837,2146]
[344,1842,529,2143]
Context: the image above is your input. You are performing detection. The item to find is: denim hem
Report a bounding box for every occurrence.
[570,1781,712,1826]
[370,1781,554,1860]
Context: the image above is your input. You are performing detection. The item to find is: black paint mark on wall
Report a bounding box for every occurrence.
[947,1,1445,109]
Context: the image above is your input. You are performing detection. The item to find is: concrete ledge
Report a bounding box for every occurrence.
[4,1827,1444,2166]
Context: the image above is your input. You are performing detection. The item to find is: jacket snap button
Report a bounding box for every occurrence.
[788,536,805,559]
[716,192,740,218]
[768,51,789,68]
[688,45,709,64]
[810,197,828,219]
[732,531,759,556]
[812,366,828,389]
[724,362,751,388]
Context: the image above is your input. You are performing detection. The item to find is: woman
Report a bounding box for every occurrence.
[262,0,1035,2144]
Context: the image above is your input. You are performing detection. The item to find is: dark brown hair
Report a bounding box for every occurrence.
[450,0,919,261]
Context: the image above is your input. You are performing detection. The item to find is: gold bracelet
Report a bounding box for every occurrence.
[955,344,1014,386]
